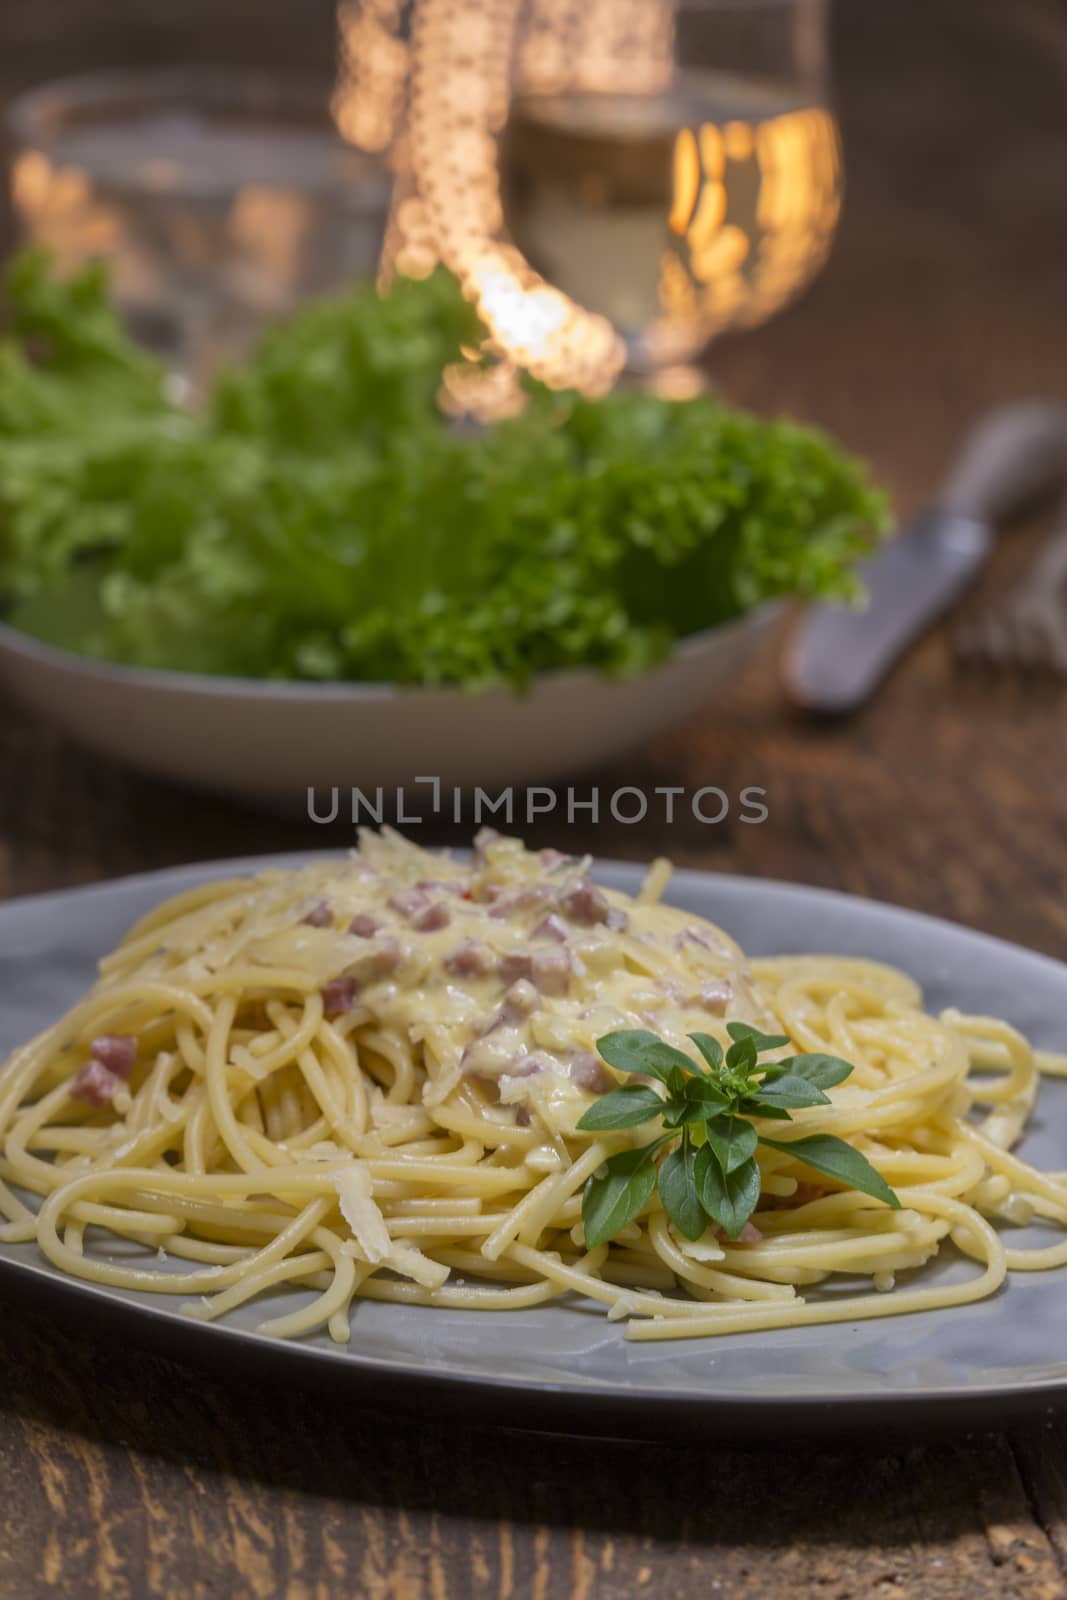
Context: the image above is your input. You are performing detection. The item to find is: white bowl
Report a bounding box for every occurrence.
[0,610,775,805]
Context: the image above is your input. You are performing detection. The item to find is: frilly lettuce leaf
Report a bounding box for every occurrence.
[0,250,888,687]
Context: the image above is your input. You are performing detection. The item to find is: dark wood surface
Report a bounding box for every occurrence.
[2,1,1067,1596]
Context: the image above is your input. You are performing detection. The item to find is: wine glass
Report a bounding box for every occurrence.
[8,69,391,388]
[501,0,843,391]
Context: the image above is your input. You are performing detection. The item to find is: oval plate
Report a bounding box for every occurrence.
[2,853,1066,1439]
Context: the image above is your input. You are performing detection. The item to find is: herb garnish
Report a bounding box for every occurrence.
[576,1025,900,1249]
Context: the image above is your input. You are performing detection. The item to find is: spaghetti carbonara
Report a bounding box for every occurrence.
[2,829,1066,1343]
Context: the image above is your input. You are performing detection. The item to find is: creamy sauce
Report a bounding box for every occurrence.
[135,830,771,1133]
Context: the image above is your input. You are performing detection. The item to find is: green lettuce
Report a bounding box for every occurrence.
[0,250,888,688]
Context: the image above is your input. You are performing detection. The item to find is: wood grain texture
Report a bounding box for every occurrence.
[1,0,1067,1595]
[0,1312,1065,1600]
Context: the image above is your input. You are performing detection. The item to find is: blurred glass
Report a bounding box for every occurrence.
[7,69,392,383]
[503,0,842,387]
[335,0,840,399]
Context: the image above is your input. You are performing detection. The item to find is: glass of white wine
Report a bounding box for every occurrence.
[501,0,842,389]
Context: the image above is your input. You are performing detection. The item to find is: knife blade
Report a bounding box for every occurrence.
[785,402,1067,713]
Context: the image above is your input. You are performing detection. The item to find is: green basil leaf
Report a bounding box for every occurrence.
[770,1053,854,1090]
[667,1066,688,1097]
[726,1021,791,1052]
[695,1147,762,1239]
[758,1134,901,1209]
[749,1075,831,1111]
[725,1034,758,1073]
[657,1140,707,1240]
[596,1030,697,1084]
[740,1099,792,1120]
[683,1076,731,1109]
[754,1060,792,1082]
[661,1101,691,1129]
[581,1146,659,1247]
[688,1031,724,1072]
[576,1086,665,1131]
[703,1114,758,1175]
[664,1079,729,1129]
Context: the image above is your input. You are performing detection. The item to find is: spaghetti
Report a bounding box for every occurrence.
[1,829,1065,1344]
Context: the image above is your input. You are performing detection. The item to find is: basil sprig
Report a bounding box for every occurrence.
[576,1025,900,1249]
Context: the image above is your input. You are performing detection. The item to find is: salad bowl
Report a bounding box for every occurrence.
[0,607,776,807]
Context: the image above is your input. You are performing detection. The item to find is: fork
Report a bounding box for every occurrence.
[955,497,1067,674]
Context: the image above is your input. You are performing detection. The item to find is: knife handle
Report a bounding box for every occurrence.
[940,402,1067,524]
[785,512,990,714]
[787,404,1067,715]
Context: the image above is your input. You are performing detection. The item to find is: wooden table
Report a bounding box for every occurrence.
[3,1,1067,1595]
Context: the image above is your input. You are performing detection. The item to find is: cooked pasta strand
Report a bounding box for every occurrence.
[2,830,1065,1345]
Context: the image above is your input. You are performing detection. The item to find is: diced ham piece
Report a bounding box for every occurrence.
[496,1057,546,1100]
[532,913,569,943]
[71,1059,121,1107]
[697,981,734,1015]
[568,1052,612,1093]
[539,848,571,871]
[559,879,611,926]
[89,1035,137,1078]
[676,926,730,957]
[412,900,451,933]
[510,1055,544,1077]
[477,980,539,1040]
[468,1050,543,1091]
[321,976,357,1016]
[301,900,332,928]
[530,946,571,996]
[499,952,533,985]
[353,939,404,983]
[349,912,383,938]
[499,945,572,995]
[715,1221,762,1246]
[444,940,498,978]
[489,884,554,920]
[389,888,429,920]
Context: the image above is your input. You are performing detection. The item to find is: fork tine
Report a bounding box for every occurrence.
[1009,613,1044,670]
[1047,621,1067,677]
[982,616,1017,668]
[955,487,1067,675]
[953,621,979,663]
[1032,613,1063,673]
[954,617,998,668]
[956,605,1066,674]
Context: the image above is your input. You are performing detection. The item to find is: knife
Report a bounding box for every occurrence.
[784,402,1067,713]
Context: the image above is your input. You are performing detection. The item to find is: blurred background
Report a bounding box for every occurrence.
[1,0,1063,444]
[0,0,1065,940]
